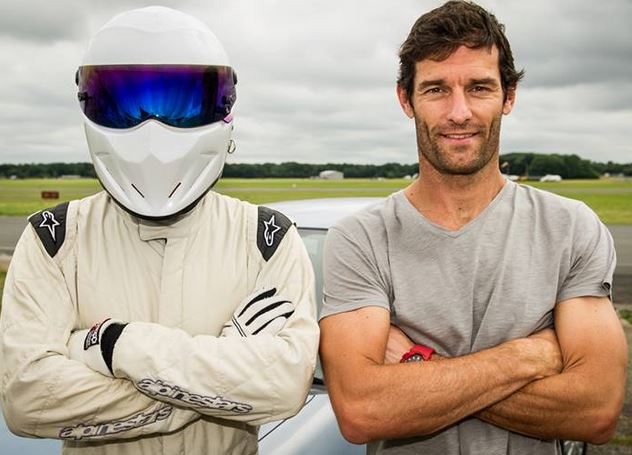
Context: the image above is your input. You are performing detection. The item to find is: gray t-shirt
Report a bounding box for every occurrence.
[321,180,616,455]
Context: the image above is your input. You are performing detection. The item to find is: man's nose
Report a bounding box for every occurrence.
[446,90,472,124]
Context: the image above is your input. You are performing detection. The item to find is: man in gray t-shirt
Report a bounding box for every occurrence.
[319,2,627,455]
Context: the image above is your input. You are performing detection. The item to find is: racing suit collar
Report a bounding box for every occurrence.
[112,191,209,241]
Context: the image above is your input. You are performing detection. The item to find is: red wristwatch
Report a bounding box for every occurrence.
[400,344,434,363]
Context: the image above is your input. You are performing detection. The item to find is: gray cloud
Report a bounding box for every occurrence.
[494,0,632,88]
[0,0,630,165]
[0,1,88,42]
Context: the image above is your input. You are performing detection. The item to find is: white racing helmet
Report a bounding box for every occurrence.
[77,6,237,218]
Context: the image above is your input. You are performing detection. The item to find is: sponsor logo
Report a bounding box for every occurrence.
[84,319,109,350]
[263,214,281,247]
[137,378,253,414]
[39,210,60,241]
[59,406,173,440]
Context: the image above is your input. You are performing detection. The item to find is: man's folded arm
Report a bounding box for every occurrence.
[476,295,627,444]
[0,227,200,441]
[320,222,562,444]
[104,228,319,425]
[319,305,561,444]
[477,205,626,444]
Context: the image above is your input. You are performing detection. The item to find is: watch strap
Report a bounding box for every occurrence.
[400,344,435,363]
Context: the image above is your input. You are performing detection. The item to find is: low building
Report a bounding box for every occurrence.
[319,170,344,180]
[539,174,562,182]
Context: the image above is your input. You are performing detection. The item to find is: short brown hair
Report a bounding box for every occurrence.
[398,1,524,101]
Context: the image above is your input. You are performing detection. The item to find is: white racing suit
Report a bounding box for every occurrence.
[0,190,319,454]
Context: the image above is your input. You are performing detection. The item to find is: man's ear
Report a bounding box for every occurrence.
[396,84,415,119]
[502,86,517,115]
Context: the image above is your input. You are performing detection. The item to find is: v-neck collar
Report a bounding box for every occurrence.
[398,179,514,238]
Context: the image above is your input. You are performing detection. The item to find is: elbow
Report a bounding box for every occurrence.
[336,401,373,445]
[1,370,47,438]
[570,396,622,445]
[340,423,371,446]
[336,407,437,445]
[4,415,30,438]
[584,385,625,445]
[584,408,620,445]
[332,390,442,444]
[274,363,316,419]
[278,384,310,418]
[2,394,33,438]
[333,395,393,445]
[271,326,320,419]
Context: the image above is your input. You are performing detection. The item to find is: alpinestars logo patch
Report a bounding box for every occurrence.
[137,378,253,414]
[29,202,69,258]
[257,207,292,262]
[39,210,60,241]
[59,406,173,440]
[263,214,281,247]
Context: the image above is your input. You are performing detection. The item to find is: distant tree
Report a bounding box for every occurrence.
[528,154,566,177]
[0,162,96,178]
[562,154,599,178]
[500,152,536,176]
[500,153,602,179]
[595,160,628,175]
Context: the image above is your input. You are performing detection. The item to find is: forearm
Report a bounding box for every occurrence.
[112,309,319,424]
[477,364,625,443]
[478,297,627,444]
[0,244,200,441]
[325,338,550,443]
[1,346,200,440]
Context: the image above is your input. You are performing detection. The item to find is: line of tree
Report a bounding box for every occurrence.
[222,162,419,179]
[0,162,97,179]
[500,153,632,179]
[0,154,630,179]
[0,161,419,179]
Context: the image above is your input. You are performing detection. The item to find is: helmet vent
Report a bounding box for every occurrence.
[168,182,182,198]
[131,183,145,198]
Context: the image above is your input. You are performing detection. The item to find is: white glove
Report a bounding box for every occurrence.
[67,318,126,377]
[221,287,295,337]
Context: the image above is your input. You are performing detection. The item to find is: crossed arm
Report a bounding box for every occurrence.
[476,296,627,443]
[319,296,627,445]
[0,226,318,441]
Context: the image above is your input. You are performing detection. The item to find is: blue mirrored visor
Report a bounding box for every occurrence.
[77,65,236,129]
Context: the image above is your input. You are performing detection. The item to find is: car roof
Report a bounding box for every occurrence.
[267,197,383,229]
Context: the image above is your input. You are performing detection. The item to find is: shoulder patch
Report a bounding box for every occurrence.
[257,206,293,262]
[28,202,69,258]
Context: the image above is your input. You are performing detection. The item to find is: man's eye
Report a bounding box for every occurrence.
[472,86,490,92]
[425,87,443,94]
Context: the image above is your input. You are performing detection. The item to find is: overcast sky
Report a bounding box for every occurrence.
[1,0,630,165]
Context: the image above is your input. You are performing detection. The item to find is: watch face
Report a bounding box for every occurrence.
[404,353,424,363]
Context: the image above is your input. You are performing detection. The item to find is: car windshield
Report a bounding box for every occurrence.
[297,228,327,385]
[297,228,327,311]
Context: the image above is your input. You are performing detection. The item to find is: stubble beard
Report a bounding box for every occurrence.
[414,113,502,176]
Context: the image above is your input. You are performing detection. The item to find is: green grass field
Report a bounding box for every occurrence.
[0,179,102,216]
[1,177,631,223]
